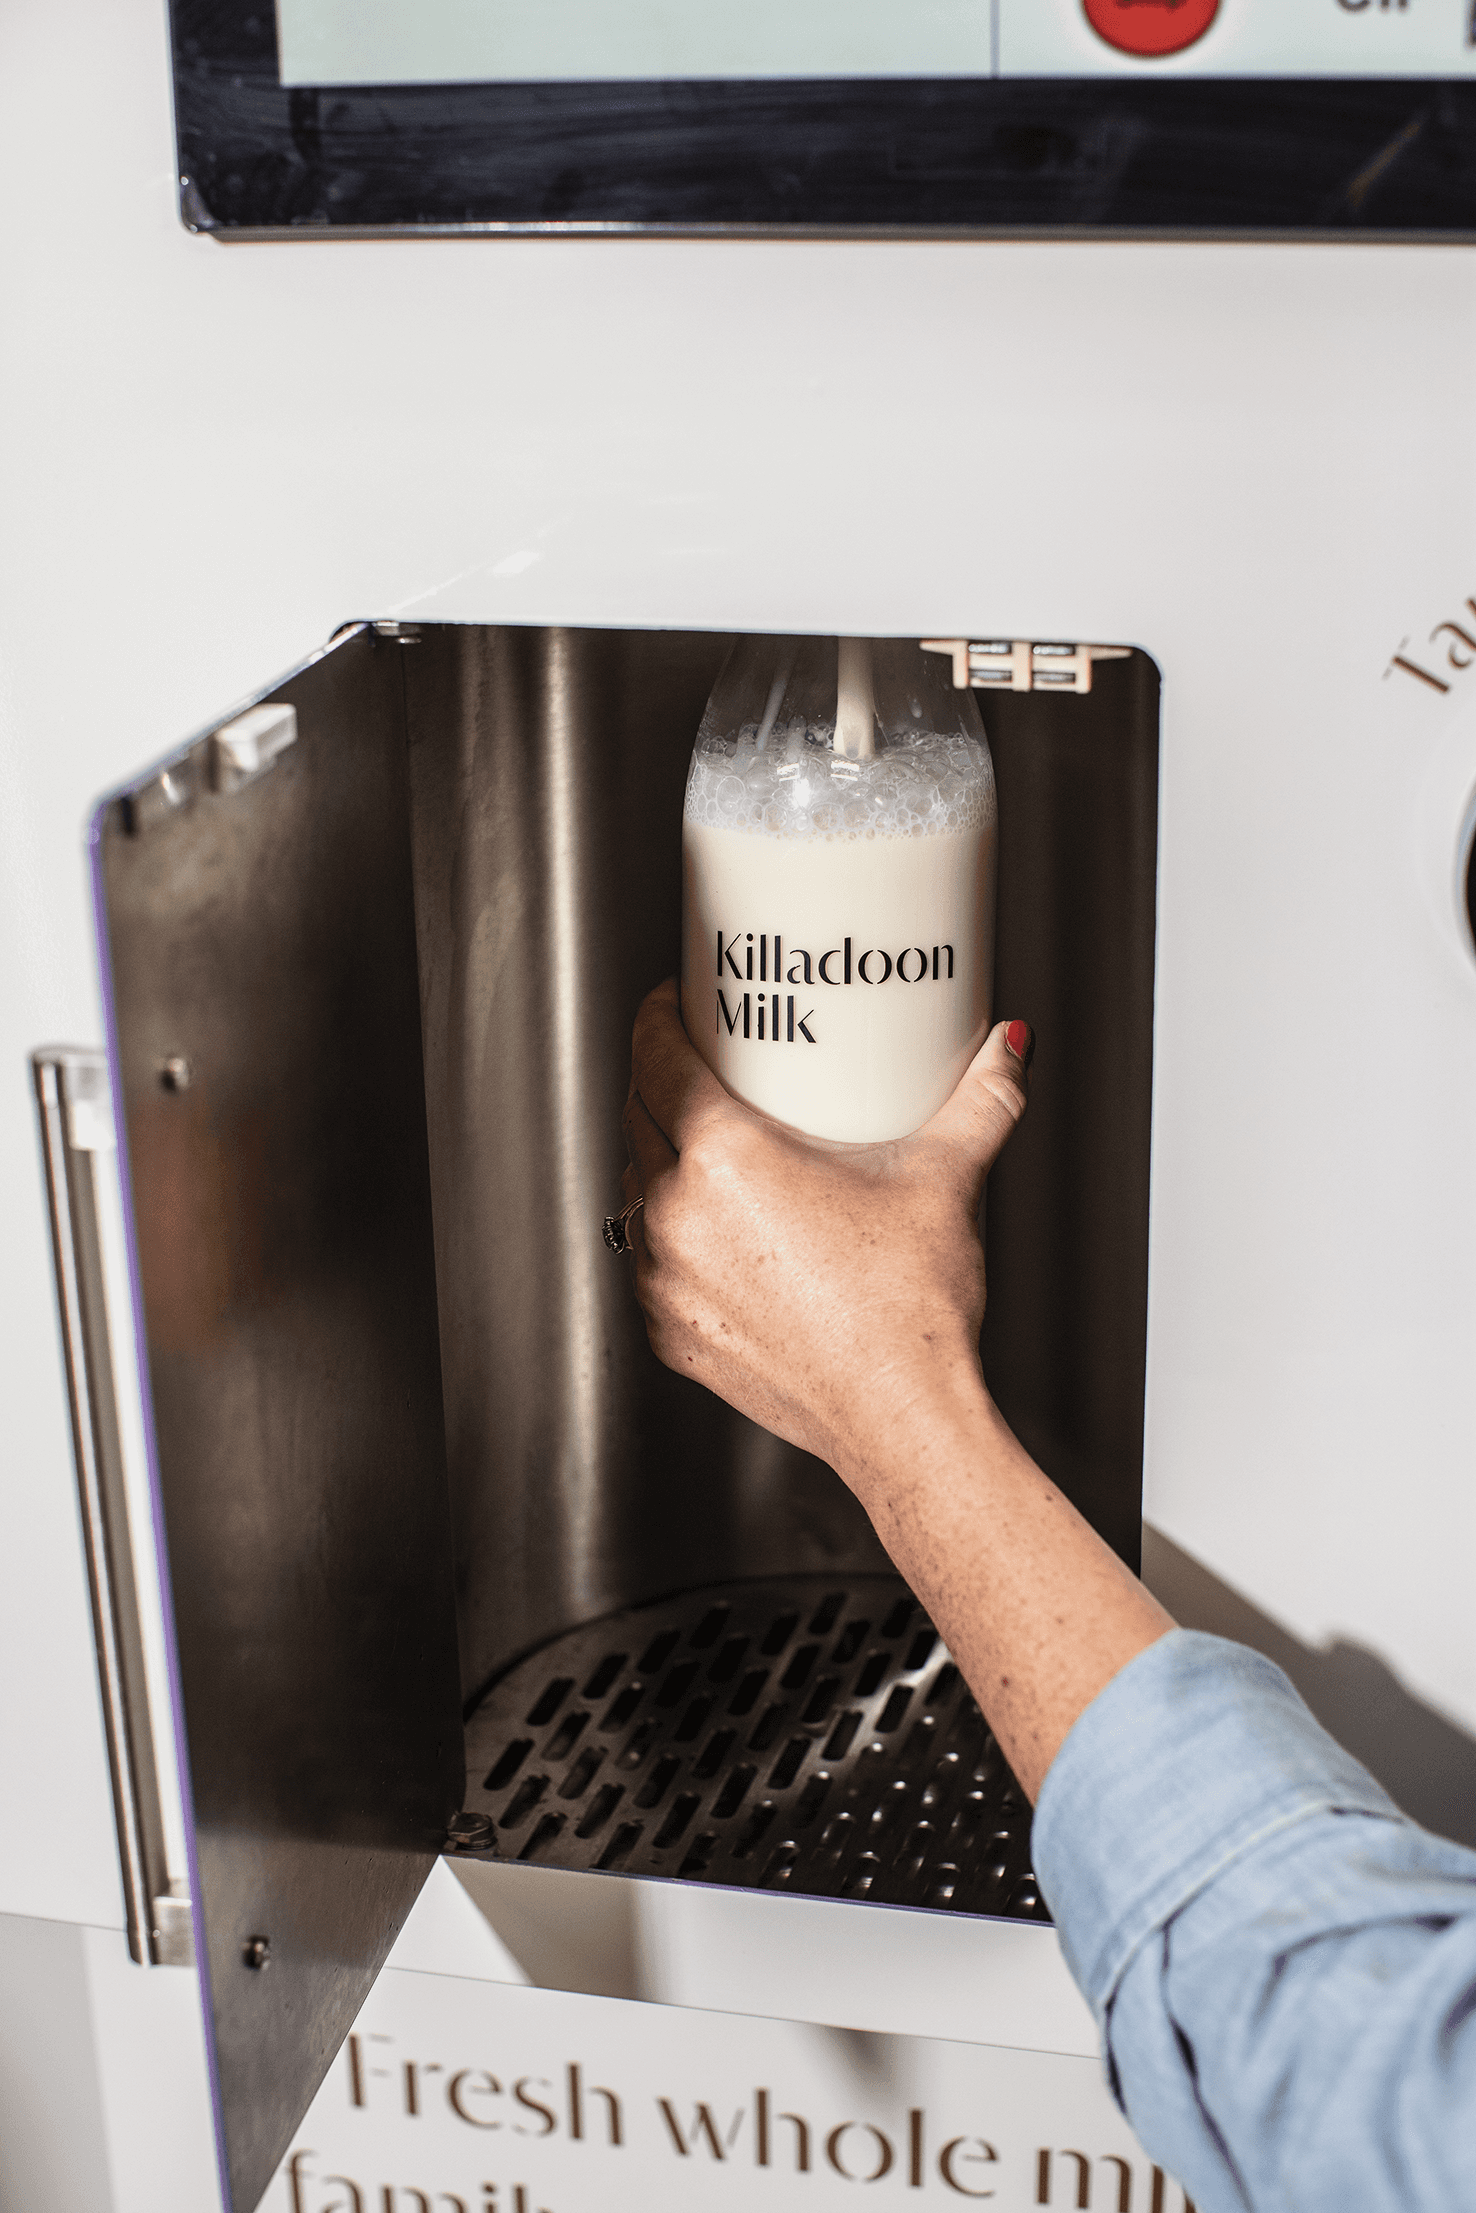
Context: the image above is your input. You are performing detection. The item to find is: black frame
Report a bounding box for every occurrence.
[172,0,1476,239]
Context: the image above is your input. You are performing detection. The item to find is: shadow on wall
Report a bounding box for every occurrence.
[1142,1525,1476,1853]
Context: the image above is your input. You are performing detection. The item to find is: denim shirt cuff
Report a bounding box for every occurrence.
[1031,1628,1403,2020]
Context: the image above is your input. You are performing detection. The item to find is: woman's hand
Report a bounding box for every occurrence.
[619,978,1172,1802]
[620,979,1030,1499]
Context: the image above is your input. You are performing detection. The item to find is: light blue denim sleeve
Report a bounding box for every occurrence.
[1031,1630,1476,2213]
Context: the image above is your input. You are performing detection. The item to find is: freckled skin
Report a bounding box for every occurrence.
[620,979,1172,1804]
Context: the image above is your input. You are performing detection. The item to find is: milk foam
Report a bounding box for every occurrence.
[684,719,995,843]
[681,723,998,1143]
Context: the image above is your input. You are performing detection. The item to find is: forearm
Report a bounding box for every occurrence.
[835,1366,1172,1803]
[622,989,1169,1800]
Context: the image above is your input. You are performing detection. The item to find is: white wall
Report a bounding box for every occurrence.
[0,1911,219,2213]
[2,0,1475,2194]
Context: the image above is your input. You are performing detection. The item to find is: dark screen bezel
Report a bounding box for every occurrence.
[170,0,1476,238]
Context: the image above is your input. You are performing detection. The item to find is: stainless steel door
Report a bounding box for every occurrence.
[93,627,463,2213]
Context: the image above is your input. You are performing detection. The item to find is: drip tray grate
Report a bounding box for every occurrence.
[460,1575,1049,1923]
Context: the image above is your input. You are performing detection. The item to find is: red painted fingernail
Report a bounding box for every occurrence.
[1005,1020,1035,1070]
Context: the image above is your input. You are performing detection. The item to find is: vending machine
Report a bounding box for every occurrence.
[4,4,1476,2210]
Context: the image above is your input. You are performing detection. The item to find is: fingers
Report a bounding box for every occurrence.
[630,978,730,1151]
[623,1088,676,1189]
[922,1020,1032,1186]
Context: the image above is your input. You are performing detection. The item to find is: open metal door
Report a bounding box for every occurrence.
[92,625,463,2213]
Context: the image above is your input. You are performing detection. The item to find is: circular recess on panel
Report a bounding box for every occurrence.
[1464,799,1476,964]
[1083,0,1220,58]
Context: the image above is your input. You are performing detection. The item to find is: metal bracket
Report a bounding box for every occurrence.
[32,1049,193,1967]
[152,1885,196,1968]
[921,638,1131,696]
[211,703,298,792]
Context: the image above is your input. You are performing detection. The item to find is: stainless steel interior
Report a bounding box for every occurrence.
[401,624,1156,1707]
[402,626,893,1700]
[94,621,1158,2211]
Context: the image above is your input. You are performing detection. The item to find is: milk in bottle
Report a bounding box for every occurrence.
[681,637,997,1142]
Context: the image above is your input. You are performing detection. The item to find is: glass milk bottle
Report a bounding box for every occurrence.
[681,636,997,1142]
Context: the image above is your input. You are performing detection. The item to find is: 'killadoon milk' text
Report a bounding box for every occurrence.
[681,722,997,1143]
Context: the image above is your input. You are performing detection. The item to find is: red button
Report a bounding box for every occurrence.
[1082,0,1220,58]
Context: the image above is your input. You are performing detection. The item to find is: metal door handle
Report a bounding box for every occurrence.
[32,1048,193,1967]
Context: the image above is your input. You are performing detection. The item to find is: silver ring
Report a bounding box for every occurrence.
[602,1196,644,1254]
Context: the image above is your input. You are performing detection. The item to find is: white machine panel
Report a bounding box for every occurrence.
[3,0,1475,2206]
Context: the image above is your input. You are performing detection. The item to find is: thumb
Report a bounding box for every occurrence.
[919,1019,1033,1185]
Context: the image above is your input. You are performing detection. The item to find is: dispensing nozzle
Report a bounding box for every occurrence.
[834,638,877,761]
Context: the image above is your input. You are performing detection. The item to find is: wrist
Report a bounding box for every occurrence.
[829,1341,995,1506]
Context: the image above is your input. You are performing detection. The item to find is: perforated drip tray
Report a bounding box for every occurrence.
[458,1575,1049,1923]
